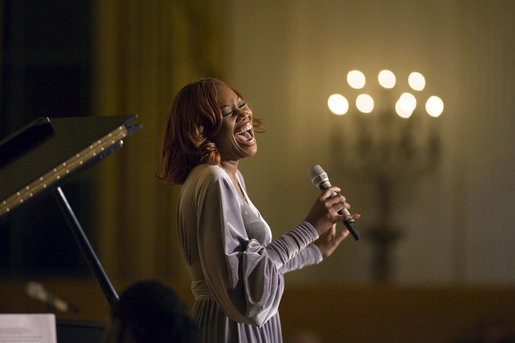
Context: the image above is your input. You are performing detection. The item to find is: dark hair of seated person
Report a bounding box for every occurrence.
[105,280,198,343]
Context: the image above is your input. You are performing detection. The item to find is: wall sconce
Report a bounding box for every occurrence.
[327,70,444,282]
[328,70,444,118]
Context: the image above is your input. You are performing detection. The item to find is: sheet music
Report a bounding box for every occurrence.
[0,314,56,343]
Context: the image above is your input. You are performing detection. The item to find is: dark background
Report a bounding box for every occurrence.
[0,0,95,277]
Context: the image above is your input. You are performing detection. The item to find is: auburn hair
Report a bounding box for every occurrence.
[158,78,263,184]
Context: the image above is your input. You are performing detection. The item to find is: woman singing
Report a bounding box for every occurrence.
[159,78,359,342]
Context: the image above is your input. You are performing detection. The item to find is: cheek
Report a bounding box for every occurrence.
[213,123,234,147]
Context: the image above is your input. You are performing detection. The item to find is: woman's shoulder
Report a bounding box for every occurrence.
[187,163,229,185]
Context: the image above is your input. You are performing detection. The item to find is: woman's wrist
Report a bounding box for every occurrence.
[300,220,320,239]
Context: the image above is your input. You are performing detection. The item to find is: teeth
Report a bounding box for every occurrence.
[236,123,252,135]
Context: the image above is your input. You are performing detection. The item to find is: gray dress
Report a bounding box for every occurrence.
[177,164,323,343]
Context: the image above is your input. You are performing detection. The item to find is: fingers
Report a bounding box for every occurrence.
[324,194,350,220]
[324,190,361,223]
[333,228,350,244]
[315,227,350,258]
[320,186,341,200]
[340,229,350,240]
[344,213,361,222]
[321,189,346,208]
[329,223,336,240]
[306,186,359,236]
[325,194,346,207]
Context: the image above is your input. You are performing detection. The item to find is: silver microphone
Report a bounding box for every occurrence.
[308,165,360,241]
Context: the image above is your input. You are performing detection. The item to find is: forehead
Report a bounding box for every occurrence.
[216,84,239,106]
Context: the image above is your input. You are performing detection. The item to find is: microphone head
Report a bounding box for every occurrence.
[26,281,45,299]
[308,164,329,188]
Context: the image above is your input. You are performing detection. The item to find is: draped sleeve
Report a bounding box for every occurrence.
[179,165,319,327]
[279,245,323,274]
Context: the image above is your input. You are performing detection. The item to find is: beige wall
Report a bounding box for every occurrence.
[223,0,515,285]
[90,0,515,286]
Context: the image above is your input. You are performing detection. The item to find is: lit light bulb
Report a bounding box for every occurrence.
[378,70,396,89]
[408,72,425,91]
[327,94,349,115]
[400,92,417,110]
[395,92,417,118]
[395,99,413,118]
[356,94,374,113]
[425,96,444,117]
[347,70,366,89]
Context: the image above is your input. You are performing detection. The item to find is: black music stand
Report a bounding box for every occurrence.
[0,115,141,309]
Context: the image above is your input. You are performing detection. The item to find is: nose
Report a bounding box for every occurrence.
[235,107,251,120]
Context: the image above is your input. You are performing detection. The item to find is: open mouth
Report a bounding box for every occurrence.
[235,122,256,145]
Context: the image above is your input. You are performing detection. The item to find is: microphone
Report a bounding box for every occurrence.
[26,281,79,313]
[308,164,360,241]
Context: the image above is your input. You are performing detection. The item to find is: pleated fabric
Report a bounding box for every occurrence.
[192,296,282,343]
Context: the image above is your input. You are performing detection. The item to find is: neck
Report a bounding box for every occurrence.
[220,160,247,201]
[220,160,239,180]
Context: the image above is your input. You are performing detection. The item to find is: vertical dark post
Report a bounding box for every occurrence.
[54,186,118,307]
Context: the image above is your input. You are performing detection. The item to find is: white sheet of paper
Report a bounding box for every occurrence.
[0,314,56,343]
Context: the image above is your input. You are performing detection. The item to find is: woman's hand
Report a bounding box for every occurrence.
[315,224,349,258]
[304,186,358,236]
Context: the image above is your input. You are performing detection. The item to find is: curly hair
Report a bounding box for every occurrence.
[158,78,263,184]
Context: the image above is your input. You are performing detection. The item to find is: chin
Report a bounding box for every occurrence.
[243,148,257,159]
[242,144,258,159]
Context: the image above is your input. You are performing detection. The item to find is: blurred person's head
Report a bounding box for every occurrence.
[103,280,197,343]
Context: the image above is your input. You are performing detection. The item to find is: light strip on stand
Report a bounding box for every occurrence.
[0,125,128,216]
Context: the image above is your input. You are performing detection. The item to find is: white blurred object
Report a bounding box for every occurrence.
[26,281,79,313]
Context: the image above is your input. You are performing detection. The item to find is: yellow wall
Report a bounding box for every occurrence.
[90,0,515,285]
[224,0,515,285]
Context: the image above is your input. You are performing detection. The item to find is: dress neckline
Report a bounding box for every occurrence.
[236,177,249,204]
[220,166,249,205]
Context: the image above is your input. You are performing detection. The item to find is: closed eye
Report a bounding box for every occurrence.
[222,109,233,117]
[221,99,246,117]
